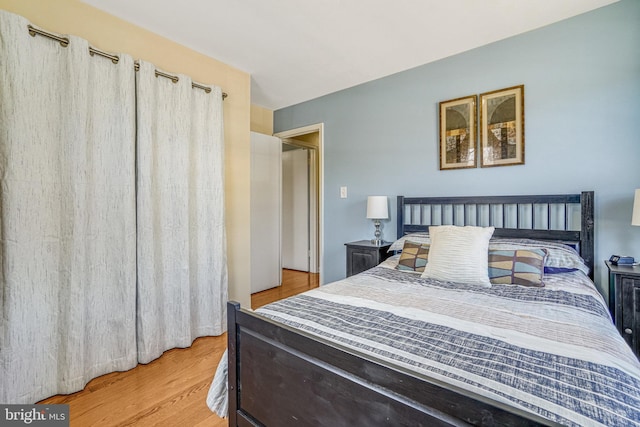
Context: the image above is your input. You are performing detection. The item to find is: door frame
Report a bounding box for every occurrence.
[275,123,323,281]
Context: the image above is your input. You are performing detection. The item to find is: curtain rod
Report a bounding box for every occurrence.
[27,25,228,100]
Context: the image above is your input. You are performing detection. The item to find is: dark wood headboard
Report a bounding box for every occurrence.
[396,191,595,279]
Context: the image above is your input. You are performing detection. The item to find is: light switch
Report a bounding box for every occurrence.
[340,186,347,198]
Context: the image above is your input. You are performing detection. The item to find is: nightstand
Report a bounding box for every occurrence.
[606,260,640,358]
[345,240,392,277]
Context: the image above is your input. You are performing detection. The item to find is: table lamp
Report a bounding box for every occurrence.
[366,196,388,245]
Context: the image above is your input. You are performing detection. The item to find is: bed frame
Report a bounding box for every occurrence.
[227,192,594,426]
[397,192,594,279]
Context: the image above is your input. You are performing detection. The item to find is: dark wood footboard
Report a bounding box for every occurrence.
[227,301,557,427]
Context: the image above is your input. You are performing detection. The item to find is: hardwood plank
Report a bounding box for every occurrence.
[251,269,319,309]
[39,336,227,426]
[37,269,315,426]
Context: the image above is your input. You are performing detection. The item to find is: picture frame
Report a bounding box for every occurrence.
[438,95,477,170]
[479,85,524,167]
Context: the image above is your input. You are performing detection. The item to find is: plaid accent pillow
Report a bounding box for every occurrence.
[396,241,429,272]
[488,248,548,287]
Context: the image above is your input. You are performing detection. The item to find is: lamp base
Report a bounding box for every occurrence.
[371,219,383,246]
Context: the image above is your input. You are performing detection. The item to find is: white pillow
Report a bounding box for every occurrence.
[421,225,495,287]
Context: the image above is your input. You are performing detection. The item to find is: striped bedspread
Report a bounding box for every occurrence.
[251,264,640,426]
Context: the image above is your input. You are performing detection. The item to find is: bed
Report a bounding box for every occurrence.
[208,191,640,426]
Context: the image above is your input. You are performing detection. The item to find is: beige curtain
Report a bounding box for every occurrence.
[135,61,227,364]
[0,10,227,403]
[0,11,137,403]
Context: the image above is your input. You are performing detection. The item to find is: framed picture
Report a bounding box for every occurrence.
[439,95,477,170]
[479,85,524,167]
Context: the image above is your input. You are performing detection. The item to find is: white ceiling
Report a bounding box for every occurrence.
[81,0,617,110]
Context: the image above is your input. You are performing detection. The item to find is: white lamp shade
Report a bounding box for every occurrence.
[367,196,388,219]
[633,189,640,226]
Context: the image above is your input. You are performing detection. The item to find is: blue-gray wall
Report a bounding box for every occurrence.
[274,0,640,297]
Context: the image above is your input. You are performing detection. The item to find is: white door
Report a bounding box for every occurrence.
[282,148,310,271]
[250,132,282,293]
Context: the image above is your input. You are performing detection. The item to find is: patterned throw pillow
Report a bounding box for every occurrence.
[396,241,429,272]
[489,238,588,275]
[488,248,548,287]
[389,232,430,252]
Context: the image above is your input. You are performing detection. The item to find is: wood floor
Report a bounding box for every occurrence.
[251,268,319,309]
[39,269,319,426]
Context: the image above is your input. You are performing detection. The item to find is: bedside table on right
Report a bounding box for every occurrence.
[606,260,640,358]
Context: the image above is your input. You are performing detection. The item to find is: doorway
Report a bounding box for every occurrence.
[276,124,323,280]
[281,143,310,272]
